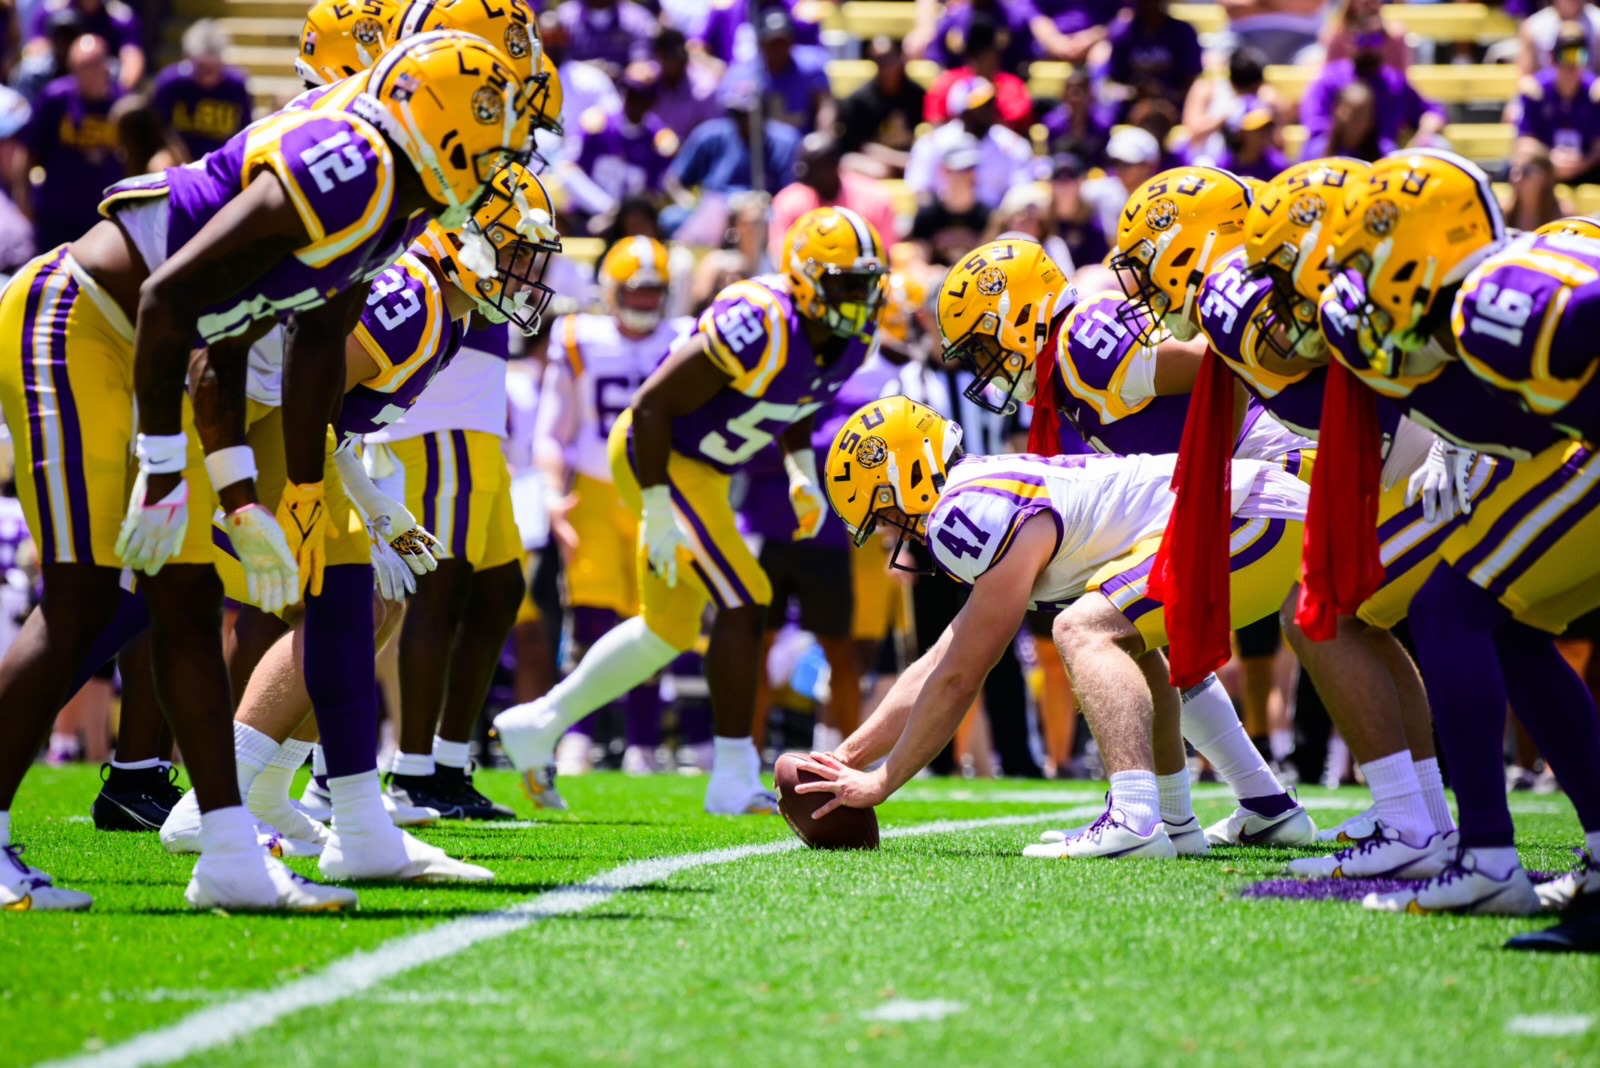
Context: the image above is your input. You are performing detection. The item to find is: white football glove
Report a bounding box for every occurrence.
[116,433,191,574]
[783,448,826,540]
[368,523,417,602]
[640,483,689,588]
[1406,438,1474,524]
[335,447,443,576]
[221,503,298,614]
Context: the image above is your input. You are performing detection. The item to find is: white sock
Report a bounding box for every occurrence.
[433,737,470,770]
[1469,845,1521,879]
[1413,757,1455,834]
[1180,675,1283,801]
[1156,769,1194,825]
[233,722,281,799]
[390,751,435,778]
[1585,830,1600,857]
[197,805,257,855]
[110,756,161,772]
[311,744,328,779]
[1360,750,1433,843]
[249,739,313,818]
[0,810,9,847]
[327,771,391,835]
[498,616,678,764]
[710,736,760,783]
[1108,770,1160,835]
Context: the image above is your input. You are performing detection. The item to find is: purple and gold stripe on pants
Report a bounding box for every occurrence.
[420,429,475,558]
[1452,444,1600,600]
[1100,517,1289,625]
[17,248,94,565]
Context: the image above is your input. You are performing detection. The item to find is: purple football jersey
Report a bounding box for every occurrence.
[101,106,425,346]
[338,249,466,444]
[1055,290,1190,455]
[663,276,873,474]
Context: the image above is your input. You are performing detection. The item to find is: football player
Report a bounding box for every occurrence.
[531,237,691,775]
[0,30,528,911]
[791,397,1310,857]
[1107,163,1476,867]
[937,237,1314,848]
[494,207,887,814]
[1308,150,1600,917]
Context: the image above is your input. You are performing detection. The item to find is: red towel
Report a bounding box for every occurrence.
[1027,312,1072,456]
[1148,347,1235,689]
[1294,360,1386,641]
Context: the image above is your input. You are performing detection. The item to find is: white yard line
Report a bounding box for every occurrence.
[896,788,1565,816]
[1504,1014,1595,1037]
[45,805,1105,1068]
[862,998,968,1023]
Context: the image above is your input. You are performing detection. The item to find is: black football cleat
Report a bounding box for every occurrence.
[399,765,516,821]
[91,763,186,831]
[1505,890,1600,955]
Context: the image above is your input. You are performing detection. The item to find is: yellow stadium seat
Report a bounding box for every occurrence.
[827,58,938,97]
[1572,184,1600,217]
[1264,64,1521,109]
[880,178,918,220]
[838,1,918,41]
[1169,4,1226,36]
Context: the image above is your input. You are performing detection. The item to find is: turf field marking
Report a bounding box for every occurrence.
[897,789,1565,816]
[46,805,1105,1068]
[862,998,967,1023]
[1504,1014,1594,1037]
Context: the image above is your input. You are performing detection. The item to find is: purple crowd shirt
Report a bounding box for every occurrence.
[22,75,125,250]
[151,62,253,158]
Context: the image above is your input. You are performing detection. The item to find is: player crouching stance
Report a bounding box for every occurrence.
[792,397,1311,858]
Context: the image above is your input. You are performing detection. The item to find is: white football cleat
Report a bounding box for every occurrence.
[1363,849,1542,916]
[1204,802,1317,847]
[704,787,779,815]
[1022,808,1176,859]
[380,792,439,827]
[296,779,334,823]
[1163,816,1210,856]
[1288,826,1453,879]
[186,848,356,912]
[1316,805,1379,843]
[518,765,568,811]
[161,791,322,857]
[1535,849,1598,912]
[2,845,92,912]
[247,795,331,853]
[318,827,494,883]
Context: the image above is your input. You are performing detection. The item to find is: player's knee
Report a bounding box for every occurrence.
[141,565,223,629]
[1052,603,1128,666]
[475,561,527,625]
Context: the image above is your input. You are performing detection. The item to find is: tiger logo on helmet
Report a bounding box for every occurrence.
[782,206,887,341]
[1243,156,1372,362]
[1328,148,1507,379]
[824,396,963,556]
[1111,166,1254,343]
[937,239,1075,415]
[419,160,561,334]
[599,235,672,334]
[352,30,530,229]
[296,0,399,86]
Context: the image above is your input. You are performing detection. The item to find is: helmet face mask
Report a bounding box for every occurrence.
[427,161,560,334]
[809,262,887,338]
[783,207,887,340]
[1110,239,1173,340]
[943,323,1032,415]
[616,284,667,333]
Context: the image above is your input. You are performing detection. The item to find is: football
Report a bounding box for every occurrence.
[774,752,880,850]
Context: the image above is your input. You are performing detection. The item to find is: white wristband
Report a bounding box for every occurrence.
[783,447,819,489]
[204,445,258,493]
[134,432,188,476]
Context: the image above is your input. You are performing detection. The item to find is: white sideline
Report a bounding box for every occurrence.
[45,806,1105,1068]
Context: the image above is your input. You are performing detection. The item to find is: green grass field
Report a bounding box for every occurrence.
[3,766,1597,1067]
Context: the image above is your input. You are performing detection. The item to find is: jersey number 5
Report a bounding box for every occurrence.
[698,400,819,466]
[301,130,369,194]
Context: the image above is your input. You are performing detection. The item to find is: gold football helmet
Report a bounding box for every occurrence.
[937,238,1073,414]
[599,235,671,334]
[353,29,529,228]
[879,271,932,361]
[825,396,963,554]
[1535,216,1600,240]
[418,160,561,333]
[1244,156,1372,359]
[1329,148,1506,377]
[1110,165,1254,340]
[529,52,564,138]
[783,206,888,340]
[296,0,398,86]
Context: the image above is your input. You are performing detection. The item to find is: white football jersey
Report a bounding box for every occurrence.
[366,325,518,442]
[925,452,1299,609]
[554,313,691,482]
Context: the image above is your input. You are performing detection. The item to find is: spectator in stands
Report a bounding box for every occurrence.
[1207,97,1289,181]
[1502,141,1575,233]
[836,36,925,176]
[112,94,185,174]
[1040,69,1114,165]
[909,135,991,266]
[1220,0,1324,66]
[24,0,139,90]
[650,27,718,142]
[735,8,833,134]
[553,0,658,76]
[1126,96,1185,170]
[1322,0,1410,73]
[1103,0,1204,117]
[150,20,250,160]
[921,0,1035,72]
[1516,21,1600,185]
[0,86,35,275]
[15,33,120,251]
[1047,152,1111,273]
[768,132,898,260]
[689,0,824,70]
[1300,31,1446,157]
[537,12,621,160]
[1028,0,1122,63]
[1183,46,1275,165]
[905,77,1036,210]
[690,248,753,313]
[664,71,800,211]
[926,20,1032,132]
[568,62,677,221]
[1303,79,1386,160]
[1081,127,1162,237]
[1521,0,1600,76]
[729,189,775,272]
[12,5,79,101]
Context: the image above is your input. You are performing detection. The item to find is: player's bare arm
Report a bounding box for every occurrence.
[831,628,953,770]
[282,284,369,485]
[1151,334,1210,395]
